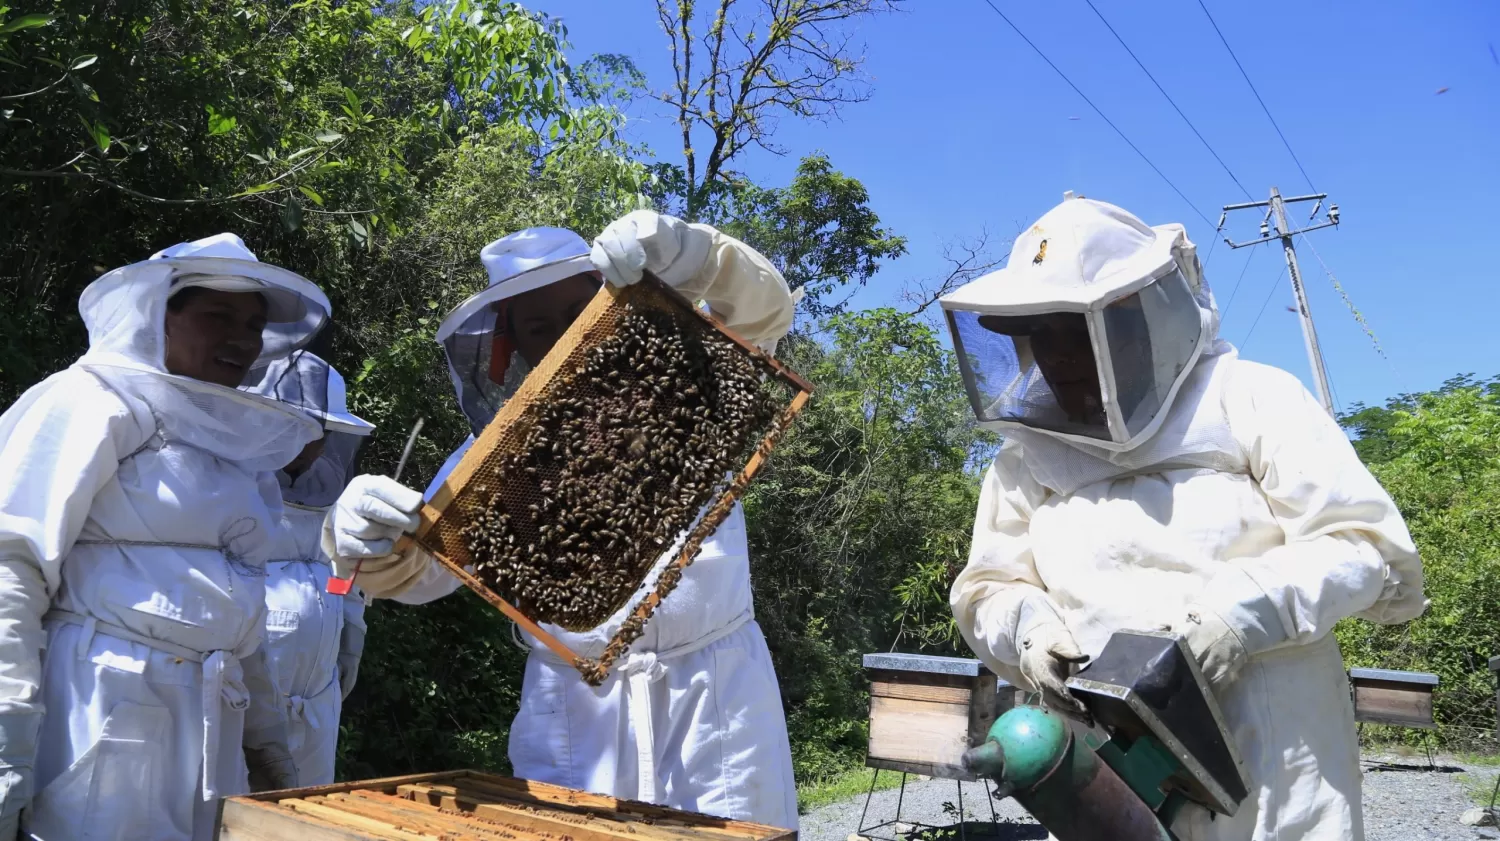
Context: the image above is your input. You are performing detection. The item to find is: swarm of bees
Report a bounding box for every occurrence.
[460,301,778,632]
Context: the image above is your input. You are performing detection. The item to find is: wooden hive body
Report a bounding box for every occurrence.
[217,771,796,841]
[862,653,1014,781]
[1348,667,1439,730]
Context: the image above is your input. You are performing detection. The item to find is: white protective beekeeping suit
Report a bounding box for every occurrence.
[0,234,330,841]
[943,197,1425,841]
[324,213,799,829]
[244,352,373,786]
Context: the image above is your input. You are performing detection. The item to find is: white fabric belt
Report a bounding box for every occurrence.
[527,610,753,804]
[287,673,339,729]
[45,609,249,802]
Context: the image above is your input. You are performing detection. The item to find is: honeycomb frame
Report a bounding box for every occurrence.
[407,272,813,686]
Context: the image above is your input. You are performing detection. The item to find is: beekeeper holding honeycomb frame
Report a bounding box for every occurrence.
[322,210,800,829]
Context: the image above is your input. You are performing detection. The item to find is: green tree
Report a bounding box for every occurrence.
[703,155,908,317]
[649,0,901,220]
[0,0,639,400]
[746,308,993,781]
[1336,376,1500,747]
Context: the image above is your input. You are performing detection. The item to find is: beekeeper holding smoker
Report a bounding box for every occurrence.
[942,195,1425,840]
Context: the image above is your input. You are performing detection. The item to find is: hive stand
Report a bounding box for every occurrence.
[857,653,1028,841]
[1349,667,1440,771]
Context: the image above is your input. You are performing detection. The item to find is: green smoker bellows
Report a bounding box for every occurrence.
[962,631,1251,841]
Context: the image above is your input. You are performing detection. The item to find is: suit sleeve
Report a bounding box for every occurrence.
[950,441,1067,686]
[1193,362,1426,657]
[0,372,142,814]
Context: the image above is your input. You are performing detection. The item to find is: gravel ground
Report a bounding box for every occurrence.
[801,755,1500,841]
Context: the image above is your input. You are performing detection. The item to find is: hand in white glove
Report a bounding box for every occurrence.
[322,475,433,599]
[1161,606,1250,687]
[245,742,298,793]
[337,622,365,701]
[1018,621,1091,720]
[591,210,711,289]
[327,474,422,559]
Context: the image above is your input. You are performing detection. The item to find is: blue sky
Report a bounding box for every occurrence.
[542,0,1498,412]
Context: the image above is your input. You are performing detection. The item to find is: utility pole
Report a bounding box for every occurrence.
[1220,188,1341,415]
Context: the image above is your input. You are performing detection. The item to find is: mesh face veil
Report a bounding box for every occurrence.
[941,198,1216,452]
[438,227,598,436]
[74,233,332,471]
[245,351,374,509]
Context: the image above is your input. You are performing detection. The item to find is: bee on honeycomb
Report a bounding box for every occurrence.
[460,301,778,633]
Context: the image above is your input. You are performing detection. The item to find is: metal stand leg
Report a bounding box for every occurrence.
[956,780,966,841]
[895,772,908,826]
[858,769,880,835]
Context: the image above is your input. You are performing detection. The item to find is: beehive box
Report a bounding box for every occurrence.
[408,274,812,685]
[217,770,796,841]
[1491,656,1500,730]
[1349,668,1439,729]
[863,653,1008,781]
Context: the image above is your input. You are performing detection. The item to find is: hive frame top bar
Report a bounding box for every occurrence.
[421,271,809,524]
[647,272,815,394]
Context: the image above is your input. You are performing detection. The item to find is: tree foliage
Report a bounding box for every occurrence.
[0,0,641,399]
[1,0,979,795]
[703,155,908,317]
[1336,375,1500,745]
[745,309,993,780]
[651,0,902,219]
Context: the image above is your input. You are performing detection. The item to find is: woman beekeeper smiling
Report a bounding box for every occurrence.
[0,234,329,841]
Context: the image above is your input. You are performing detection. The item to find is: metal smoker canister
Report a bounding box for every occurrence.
[962,706,1172,841]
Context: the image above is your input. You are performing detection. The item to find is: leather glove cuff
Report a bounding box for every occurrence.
[1194,564,1285,657]
[1015,593,1068,651]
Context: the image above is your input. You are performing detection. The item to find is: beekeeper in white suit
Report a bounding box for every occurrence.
[244,351,372,786]
[943,196,1425,840]
[0,234,326,841]
[320,210,799,828]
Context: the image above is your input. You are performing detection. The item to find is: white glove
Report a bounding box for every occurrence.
[322,475,432,599]
[244,741,298,793]
[591,210,712,289]
[337,622,365,701]
[1161,566,1283,687]
[1015,596,1089,720]
[325,474,422,559]
[1162,606,1250,687]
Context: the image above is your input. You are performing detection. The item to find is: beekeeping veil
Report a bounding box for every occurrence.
[942,197,1229,457]
[437,227,600,437]
[59,233,331,473]
[245,351,374,509]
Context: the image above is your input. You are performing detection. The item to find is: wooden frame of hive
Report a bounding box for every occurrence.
[398,272,813,685]
[862,653,1007,781]
[216,770,797,840]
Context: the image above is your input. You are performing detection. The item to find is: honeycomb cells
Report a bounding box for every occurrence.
[460,301,778,631]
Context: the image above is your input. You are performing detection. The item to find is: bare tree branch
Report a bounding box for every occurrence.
[901,230,1007,316]
[654,0,902,218]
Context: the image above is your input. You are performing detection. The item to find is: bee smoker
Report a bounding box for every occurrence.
[961,631,1250,841]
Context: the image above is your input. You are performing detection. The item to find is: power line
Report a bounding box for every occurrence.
[1219,246,1257,320]
[1239,264,1287,353]
[1081,0,1253,200]
[1194,0,1317,193]
[978,0,1216,228]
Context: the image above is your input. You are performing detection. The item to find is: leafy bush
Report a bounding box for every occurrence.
[1337,376,1500,748]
